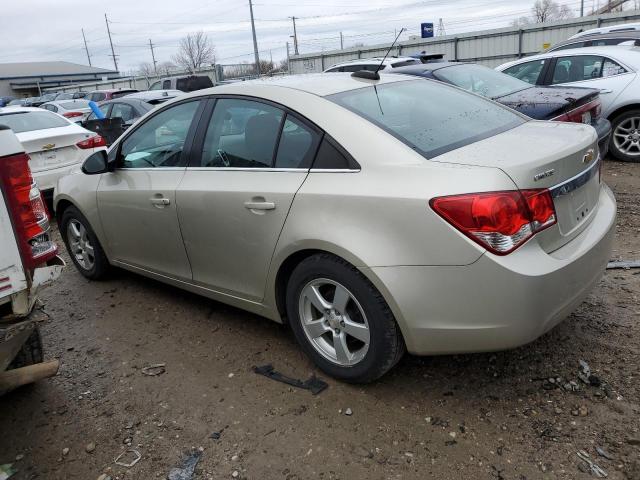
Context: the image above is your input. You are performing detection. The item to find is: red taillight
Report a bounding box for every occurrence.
[0,153,57,270]
[63,111,84,118]
[552,99,601,124]
[430,189,557,255]
[76,135,106,149]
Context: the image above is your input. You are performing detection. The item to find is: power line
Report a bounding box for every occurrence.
[81,28,92,66]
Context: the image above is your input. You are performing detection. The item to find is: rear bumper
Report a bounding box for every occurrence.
[368,184,616,355]
[593,118,611,157]
[33,162,82,193]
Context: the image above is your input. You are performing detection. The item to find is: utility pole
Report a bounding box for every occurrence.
[290,16,299,55]
[248,0,261,75]
[437,18,446,37]
[340,31,344,49]
[81,29,92,66]
[286,41,290,73]
[580,0,584,16]
[149,39,158,74]
[104,13,118,71]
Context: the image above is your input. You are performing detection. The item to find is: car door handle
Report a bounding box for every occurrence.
[150,197,170,207]
[599,88,613,94]
[244,200,276,211]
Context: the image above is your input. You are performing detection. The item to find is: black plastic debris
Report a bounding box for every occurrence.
[167,451,202,480]
[210,425,228,440]
[253,364,328,395]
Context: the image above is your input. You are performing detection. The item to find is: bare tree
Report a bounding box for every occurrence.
[172,32,216,73]
[512,0,573,26]
[138,62,154,77]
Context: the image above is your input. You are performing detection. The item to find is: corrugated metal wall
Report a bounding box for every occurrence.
[290,11,640,73]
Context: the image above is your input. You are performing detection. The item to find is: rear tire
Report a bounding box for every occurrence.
[286,253,405,383]
[60,206,110,280]
[609,109,640,163]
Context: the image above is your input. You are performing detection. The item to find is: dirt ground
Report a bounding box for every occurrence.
[1,160,639,480]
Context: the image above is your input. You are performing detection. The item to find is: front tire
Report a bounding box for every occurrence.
[60,206,110,280]
[610,109,640,162]
[286,254,405,383]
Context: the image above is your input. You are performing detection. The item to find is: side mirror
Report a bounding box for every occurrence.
[81,150,109,175]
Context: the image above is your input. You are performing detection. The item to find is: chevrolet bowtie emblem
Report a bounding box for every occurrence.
[42,143,55,150]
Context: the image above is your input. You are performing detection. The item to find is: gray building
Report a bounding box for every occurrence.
[0,61,119,98]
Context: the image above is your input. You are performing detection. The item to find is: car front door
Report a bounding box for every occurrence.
[176,97,321,301]
[97,99,204,280]
[545,54,635,115]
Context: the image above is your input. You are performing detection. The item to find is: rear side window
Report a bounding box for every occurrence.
[274,115,320,168]
[551,55,603,83]
[0,110,68,133]
[313,138,354,169]
[502,60,546,84]
[328,79,524,158]
[602,58,627,77]
[199,98,284,168]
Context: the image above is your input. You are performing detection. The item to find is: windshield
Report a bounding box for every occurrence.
[0,110,69,133]
[328,79,524,158]
[60,100,90,109]
[434,64,531,98]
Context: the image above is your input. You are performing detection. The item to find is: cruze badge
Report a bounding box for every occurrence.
[42,143,55,150]
[534,169,555,182]
[582,148,595,164]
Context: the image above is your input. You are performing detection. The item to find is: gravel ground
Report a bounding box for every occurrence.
[0,160,639,480]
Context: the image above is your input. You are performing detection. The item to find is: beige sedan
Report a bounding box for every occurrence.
[54,73,616,382]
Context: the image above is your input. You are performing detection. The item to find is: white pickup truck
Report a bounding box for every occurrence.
[0,124,63,394]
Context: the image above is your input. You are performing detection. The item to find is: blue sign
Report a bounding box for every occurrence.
[421,22,434,38]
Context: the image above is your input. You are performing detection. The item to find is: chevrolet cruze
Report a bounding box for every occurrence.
[54,73,616,382]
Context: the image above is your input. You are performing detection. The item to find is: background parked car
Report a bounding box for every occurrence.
[547,31,640,52]
[497,45,640,162]
[31,93,57,107]
[41,99,93,123]
[392,61,611,155]
[0,96,15,107]
[570,22,640,39]
[0,107,106,198]
[148,75,213,92]
[324,56,420,72]
[7,98,28,106]
[86,89,139,102]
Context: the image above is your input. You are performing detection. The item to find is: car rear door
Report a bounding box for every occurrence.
[176,96,321,301]
[543,54,635,115]
[96,99,205,280]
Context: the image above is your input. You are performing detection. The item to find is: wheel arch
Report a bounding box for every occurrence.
[607,103,640,122]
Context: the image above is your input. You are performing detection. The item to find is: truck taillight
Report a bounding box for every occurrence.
[430,189,556,255]
[0,152,57,270]
[63,111,84,119]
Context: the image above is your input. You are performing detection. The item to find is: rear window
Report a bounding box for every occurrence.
[175,76,213,92]
[0,110,68,133]
[391,59,419,68]
[328,79,524,158]
[111,90,138,99]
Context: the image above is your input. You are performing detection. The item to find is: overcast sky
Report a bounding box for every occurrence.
[0,0,614,73]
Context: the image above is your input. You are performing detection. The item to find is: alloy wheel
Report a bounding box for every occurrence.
[67,219,95,270]
[613,116,640,157]
[298,278,370,366]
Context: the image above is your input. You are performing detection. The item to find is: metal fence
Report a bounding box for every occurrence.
[289,10,640,73]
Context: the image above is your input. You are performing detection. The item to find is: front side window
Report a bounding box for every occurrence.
[551,55,603,84]
[110,103,136,122]
[434,64,530,99]
[86,103,110,121]
[0,110,69,133]
[119,101,200,168]
[502,60,546,84]
[199,98,283,168]
[328,79,524,158]
[149,81,162,90]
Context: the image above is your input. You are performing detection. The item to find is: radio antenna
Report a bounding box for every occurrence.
[351,27,405,81]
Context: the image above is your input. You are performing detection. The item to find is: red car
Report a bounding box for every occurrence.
[85,89,138,102]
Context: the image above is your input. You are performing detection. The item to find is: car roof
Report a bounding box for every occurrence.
[125,90,183,100]
[326,56,419,69]
[570,22,640,38]
[0,106,49,114]
[548,31,640,51]
[90,88,137,93]
[498,45,640,70]
[183,72,413,98]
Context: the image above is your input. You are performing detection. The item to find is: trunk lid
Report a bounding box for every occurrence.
[493,86,599,120]
[17,126,94,173]
[433,120,601,252]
